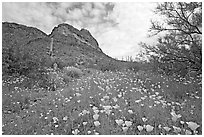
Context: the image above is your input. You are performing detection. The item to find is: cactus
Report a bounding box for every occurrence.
[50,38,53,56]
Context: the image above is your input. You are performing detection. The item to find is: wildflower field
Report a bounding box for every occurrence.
[2,68,202,135]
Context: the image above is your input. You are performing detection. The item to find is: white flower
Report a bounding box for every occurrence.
[83,122,88,126]
[52,117,58,123]
[137,125,144,131]
[55,125,59,128]
[82,109,90,115]
[118,94,122,98]
[92,106,98,111]
[103,95,109,99]
[128,109,133,114]
[157,96,163,99]
[112,97,118,102]
[63,116,68,121]
[100,110,104,113]
[94,109,99,114]
[93,114,99,120]
[185,129,192,135]
[171,111,182,122]
[64,98,70,102]
[122,127,128,132]
[94,132,99,135]
[103,106,112,115]
[142,117,148,122]
[186,122,200,131]
[163,126,171,132]
[87,131,91,134]
[180,121,185,124]
[92,106,100,113]
[103,105,112,110]
[72,129,80,135]
[125,121,132,127]
[113,104,120,109]
[115,119,124,126]
[155,92,159,95]
[94,121,101,127]
[75,93,81,96]
[154,101,160,104]
[77,100,81,103]
[173,126,181,133]
[145,125,154,132]
[141,96,146,100]
[135,99,141,103]
[104,109,111,115]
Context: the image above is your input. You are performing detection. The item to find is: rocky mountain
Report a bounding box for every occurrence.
[2,22,132,75]
[49,23,101,52]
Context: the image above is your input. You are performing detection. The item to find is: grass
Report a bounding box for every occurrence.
[2,68,202,135]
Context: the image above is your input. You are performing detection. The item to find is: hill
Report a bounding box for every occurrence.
[2,22,202,135]
[3,22,137,77]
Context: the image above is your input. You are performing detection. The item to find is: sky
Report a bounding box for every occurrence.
[2,2,158,60]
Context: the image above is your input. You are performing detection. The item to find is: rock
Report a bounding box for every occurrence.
[49,23,102,52]
[80,28,100,50]
[2,22,128,77]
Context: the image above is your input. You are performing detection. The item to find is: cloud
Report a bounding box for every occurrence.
[2,2,157,59]
[92,3,157,59]
[2,2,59,33]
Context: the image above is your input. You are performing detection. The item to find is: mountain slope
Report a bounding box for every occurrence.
[3,22,130,75]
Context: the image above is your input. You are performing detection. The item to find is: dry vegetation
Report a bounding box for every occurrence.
[2,67,202,135]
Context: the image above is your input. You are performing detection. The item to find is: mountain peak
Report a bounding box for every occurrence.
[50,23,101,52]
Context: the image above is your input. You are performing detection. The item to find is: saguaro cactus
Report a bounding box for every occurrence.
[50,38,54,56]
[48,38,57,70]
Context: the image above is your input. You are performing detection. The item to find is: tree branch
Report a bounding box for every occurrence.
[178,2,202,34]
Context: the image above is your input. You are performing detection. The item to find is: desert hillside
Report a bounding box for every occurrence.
[2,21,202,135]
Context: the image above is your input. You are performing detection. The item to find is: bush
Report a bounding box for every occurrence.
[62,66,83,79]
[98,61,119,72]
[126,62,140,72]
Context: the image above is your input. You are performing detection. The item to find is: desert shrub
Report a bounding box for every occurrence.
[82,68,98,75]
[62,66,83,79]
[2,86,32,114]
[43,70,66,91]
[2,45,52,89]
[53,58,76,70]
[3,45,43,76]
[126,62,140,72]
[97,61,119,72]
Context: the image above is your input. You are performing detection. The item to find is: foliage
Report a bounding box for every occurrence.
[2,69,202,135]
[2,43,57,90]
[141,2,202,77]
[62,66,83,79]
[125,62,140,72]
[97,60,119,72]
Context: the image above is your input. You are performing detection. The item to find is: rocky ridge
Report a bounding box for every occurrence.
[2,22,126,74]
[49,23,102,52]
